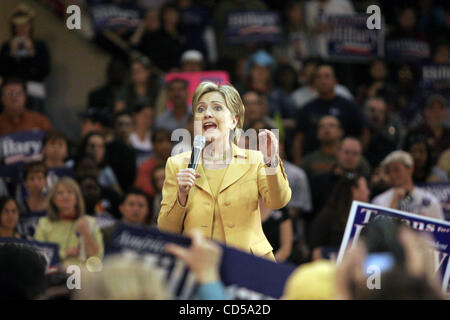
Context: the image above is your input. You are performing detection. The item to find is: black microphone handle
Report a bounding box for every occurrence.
[188,147,201,169]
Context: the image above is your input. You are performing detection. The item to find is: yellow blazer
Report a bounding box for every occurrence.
[158,143,292,258]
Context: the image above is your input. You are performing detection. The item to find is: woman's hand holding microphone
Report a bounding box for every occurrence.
[177,168,201,206]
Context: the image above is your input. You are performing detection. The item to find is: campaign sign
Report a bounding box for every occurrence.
[337,201,450,292]
[419,183,450,221]
[0,237,60,267]
[419,63,450,101]
[17,210,47,239]
[385,38,430,62]
[165,71,230,107]
[106,223,296,300]
[224,11,282,45]
[0,130,45,166]
[87,2,141,32]
[326,14,384,61]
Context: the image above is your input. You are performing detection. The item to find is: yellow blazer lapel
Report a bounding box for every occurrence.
[219,144,251,194]
[195,163,213,197]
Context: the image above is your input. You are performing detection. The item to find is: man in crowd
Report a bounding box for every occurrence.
[372,150,444,220]
[309,137,371,218]
[300,115,343,178]
[154,79,192,132]
[293,64,368,165]
[0,78,51,136]
[101,188,151,248]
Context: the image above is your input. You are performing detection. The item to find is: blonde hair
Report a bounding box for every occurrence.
[75,252,170,300]
[192,81,245,143]
[46,177,85,221]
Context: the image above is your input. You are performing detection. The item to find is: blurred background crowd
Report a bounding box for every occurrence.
[0,0,449,300]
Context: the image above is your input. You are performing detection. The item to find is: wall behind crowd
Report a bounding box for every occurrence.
[0,0,109,141]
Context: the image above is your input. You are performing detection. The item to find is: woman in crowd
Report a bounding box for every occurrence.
[158,81,291,261]
[0,196,21,238]
[129,101,155,166]
[310,173,370,260]
[114,56,162,113]
[77,132,123,196]
[34,177,104,266]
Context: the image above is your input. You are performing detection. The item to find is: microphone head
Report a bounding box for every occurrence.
[193,135,206,149]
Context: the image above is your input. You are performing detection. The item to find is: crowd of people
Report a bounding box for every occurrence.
[0,0,449,300]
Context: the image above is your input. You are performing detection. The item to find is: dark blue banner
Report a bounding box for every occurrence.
[224,11,282,45]
[86,2,141,32]
[17,210,47,239]
[0,237,60,267]
[385,38,430,63]
[106,223,296,300]
[326,14,384,62]
[337,201,450,292]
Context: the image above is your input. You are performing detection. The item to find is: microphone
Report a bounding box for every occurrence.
[188,135,206,170]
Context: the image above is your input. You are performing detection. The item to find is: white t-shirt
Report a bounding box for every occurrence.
[372,187,445,220]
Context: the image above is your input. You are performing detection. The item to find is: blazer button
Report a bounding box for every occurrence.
[227,222,235,228]
[224,201,231,206]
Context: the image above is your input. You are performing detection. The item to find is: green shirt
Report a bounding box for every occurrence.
[34,216,104,266]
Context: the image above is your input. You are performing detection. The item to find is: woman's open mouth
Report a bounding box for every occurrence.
[203,122,217,132]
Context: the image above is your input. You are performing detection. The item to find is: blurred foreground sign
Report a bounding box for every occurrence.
[106,223,296,300]
[337,201,450,292]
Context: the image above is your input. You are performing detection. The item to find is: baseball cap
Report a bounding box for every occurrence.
[78,108,113,127]
[181,50,204,64]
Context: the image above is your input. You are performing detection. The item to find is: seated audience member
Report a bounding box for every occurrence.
[0,196,21,238]
[154,79,192,132]
[310,174,370,261]
[428,148,450,182]
[151,165,165,226]
[406,94,450,162]
[42,130,72,170]
[0,78,51,136]
[34,177,104,266]
[0,243,46,299]
[78,175,116,230]
[180,50,205,72]
[42,131,73,189]
[363,97,405,167]
[309,137,371,218]
[369,165,392,200]
[19,161,47,214]
[356,59,394,106]
[0,4,50,112]
[293,64,367,164]
[291,59,354,111]
[88,58,127,114]
[77,132,123,196]
[130,100,155,166]
[372,151,444,220]
[78,107,112,138]
[135,129,173,198]
[405,134,445,184]
[300,115,344,178]
[106,112,136,192]
[101,188,151,249]
[261,201,293,263]
[73,155,121,219]
[114,55,162,114]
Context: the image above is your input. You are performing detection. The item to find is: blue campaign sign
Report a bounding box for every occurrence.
[106,223,296,300]
[17,210,47,239]
[419,183,450,221]
[0,130,45,166]
[337,201,450,292]
[385,38,430,63]
[0,237,60,267]
[86,2,141,32]
[326,14,384,61]
[224,11,282,45]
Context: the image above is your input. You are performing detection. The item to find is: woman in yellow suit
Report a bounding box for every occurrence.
[158,81,291,261]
